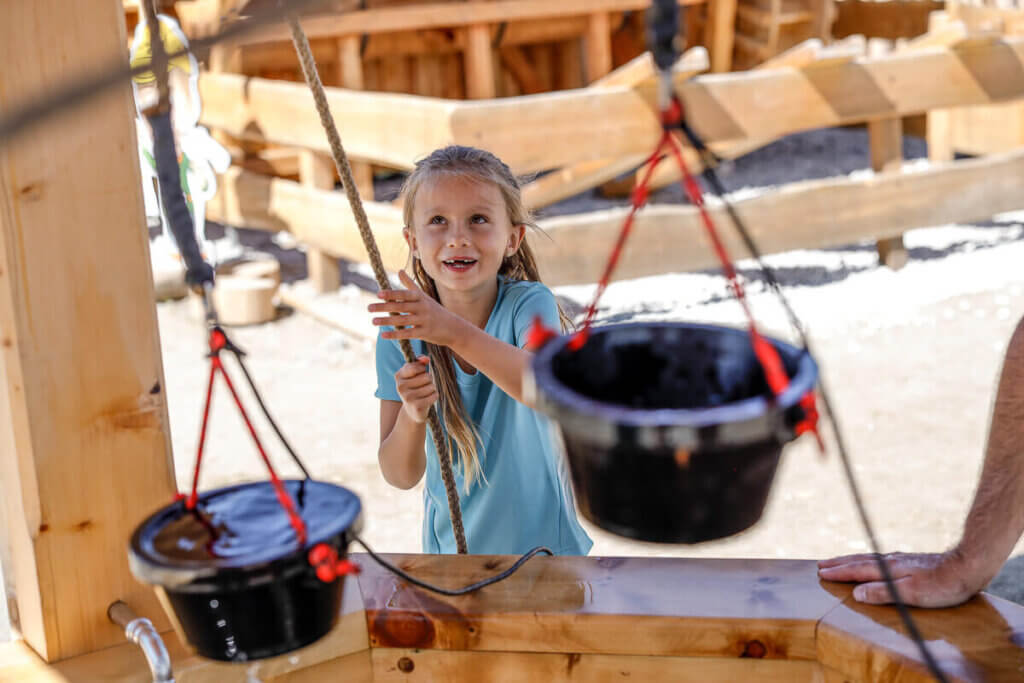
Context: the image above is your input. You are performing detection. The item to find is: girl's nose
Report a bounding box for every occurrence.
[447,223,472,247]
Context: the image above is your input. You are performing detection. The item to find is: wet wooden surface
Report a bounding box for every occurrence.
[358,554,851,660]
[5,554,1024,681]
[818,591,1024,683]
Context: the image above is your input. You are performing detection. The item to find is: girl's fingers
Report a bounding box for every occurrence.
[396,361,429,379]
[400,373,435,391]
[376,288,419,303]
[368,301,420,314]
[373,316,421,327]
[406,386,438,402]
[382,327,421,340]
[398,269,423,292]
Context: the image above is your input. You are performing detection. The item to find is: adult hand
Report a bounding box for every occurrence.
[368,270,460,347]
[817,550,988,608]
[394,356,438,424]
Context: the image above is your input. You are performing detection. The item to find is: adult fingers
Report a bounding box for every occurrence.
[382,327,422,340]
[818,553,877,569]
[819,554,921,583]
[851,576,917,605]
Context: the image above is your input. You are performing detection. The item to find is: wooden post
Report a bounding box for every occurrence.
[465,24,496,99]
[336,35,376,200]
[0,0,176,661]
[707,0,738,72]
[584,12,613,83]
[299,151,343,292]
[868,117,909,269]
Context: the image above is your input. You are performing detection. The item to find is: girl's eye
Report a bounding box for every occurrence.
[429,215,446,225]
[471,214,488,224]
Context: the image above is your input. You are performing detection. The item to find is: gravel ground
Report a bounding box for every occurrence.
[3,129,1024,642]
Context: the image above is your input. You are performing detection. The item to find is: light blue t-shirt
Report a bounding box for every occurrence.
[375,277,592,556]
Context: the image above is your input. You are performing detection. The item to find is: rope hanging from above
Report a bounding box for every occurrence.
[285,14,469,554]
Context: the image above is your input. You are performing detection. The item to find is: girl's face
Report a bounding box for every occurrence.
[406,174,525,297]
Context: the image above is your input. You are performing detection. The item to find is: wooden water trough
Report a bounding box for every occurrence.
[3,2,1024,681]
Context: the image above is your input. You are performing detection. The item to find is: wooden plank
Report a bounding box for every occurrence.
[642,37,830,192]
[361,555,843,659]
[465,24,496,99]
[197,72,455,170]
[299,152,343,293]
[0,0,176,661]
[817,592,1024,683]
[237,0,702,45]
[370,648,823,682]
[584,12,613,83]
[206,167,408,271]
[555,38,584,91]
[707,0,739,72]
[532,146,1024,285]
[868,117,908,270]
[447,37,1024,174]
[520,48,710,208]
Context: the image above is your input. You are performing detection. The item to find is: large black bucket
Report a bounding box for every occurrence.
[128,479,362,662]
[530,322,818,544]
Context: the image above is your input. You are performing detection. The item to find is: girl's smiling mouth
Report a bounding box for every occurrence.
[442,257,478,272]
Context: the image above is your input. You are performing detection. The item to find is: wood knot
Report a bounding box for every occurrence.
[741,640,766,658]
[18,183,43,202]
[397,656,414,673]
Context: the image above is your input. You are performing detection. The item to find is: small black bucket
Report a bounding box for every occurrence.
[128,479,362,662]
[530,322,818,544]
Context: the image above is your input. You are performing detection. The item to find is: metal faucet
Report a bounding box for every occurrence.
[107,601,174,683]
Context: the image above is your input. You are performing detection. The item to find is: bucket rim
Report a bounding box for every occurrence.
[530,321,818,447]
[128,479,361,587]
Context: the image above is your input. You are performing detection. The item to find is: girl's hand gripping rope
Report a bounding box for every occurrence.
[394,356,439,424]
[369,270,460,347]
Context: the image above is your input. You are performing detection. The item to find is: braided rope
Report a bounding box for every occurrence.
[287,16,468,554]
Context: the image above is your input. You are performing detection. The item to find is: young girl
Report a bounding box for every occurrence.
[368,145,592,556]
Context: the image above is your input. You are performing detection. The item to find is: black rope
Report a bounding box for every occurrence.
[671,103,950,683]
[217,327,314,482]
[352,533,552,596]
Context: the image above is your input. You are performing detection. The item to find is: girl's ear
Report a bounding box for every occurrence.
[403,226,418,258]
[506,224,526,257]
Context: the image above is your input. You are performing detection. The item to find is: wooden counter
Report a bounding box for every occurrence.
[3,553,1023,681]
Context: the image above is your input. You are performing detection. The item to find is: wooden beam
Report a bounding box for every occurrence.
[500,46,545,95]
[336,35,376,199]
[868,117,909,270]
[584,12,613,83]
[237,0,701,46]
[706,0,738,72]
[206,167,408,271]
[521,48,710,209]
[532,146,1024,285]
[299,152,343,293]
[447,37,1024,174]
[198,72,455,169]
[633,38,834,196]
[0,0,175,661]
[465,24,496,99]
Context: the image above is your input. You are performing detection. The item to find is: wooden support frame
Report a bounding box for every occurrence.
[868,117,909,270]
[200,37,1024,177]
[0,0,176,661]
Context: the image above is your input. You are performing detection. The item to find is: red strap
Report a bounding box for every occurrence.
[564,97,821,446]
[182,328,308,546]
[308,543,361,582]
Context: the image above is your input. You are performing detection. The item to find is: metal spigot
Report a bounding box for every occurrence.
[108,601,174,683]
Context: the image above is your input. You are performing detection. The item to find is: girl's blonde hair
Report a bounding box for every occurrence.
[400,145,570,490]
